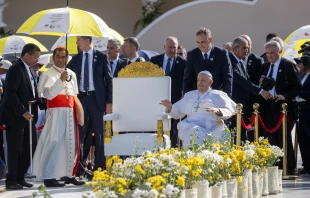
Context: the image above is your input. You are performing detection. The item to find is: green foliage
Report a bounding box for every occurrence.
[134,1,164,33]
[0,27,13,38]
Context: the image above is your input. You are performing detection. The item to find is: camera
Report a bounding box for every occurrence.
[298,43,310,54]
[261,77,275,91]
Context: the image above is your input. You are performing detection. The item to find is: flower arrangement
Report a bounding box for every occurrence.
[134,0,164,32]
[84,136,283,198]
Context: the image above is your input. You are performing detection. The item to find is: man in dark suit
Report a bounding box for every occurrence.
[240,35,264,86]
[67,36,113,176]
[0,44,42,189]
[259,40,302,174]
[295,56,310,174]
[229,37,272,141]
[122,37,145,64]
[150,36,186,147]
[260,33,279,63]
[107,39,128,77]
[183,27,233,97]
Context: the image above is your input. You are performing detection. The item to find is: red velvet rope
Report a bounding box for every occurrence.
[0,125,44,131]
[241,114,256,129]
[258,113,284,133]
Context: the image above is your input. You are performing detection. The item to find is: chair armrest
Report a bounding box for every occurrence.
[156,112,171,120]
[103,113,119,121]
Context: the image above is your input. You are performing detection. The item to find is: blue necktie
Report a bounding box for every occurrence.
[165,58,171,76]
[84,52,89,91]
[110,61,114,76]
[204,53,208,65]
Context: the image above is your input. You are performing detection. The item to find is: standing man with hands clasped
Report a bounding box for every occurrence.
[67,36,113,177]
[0,44,44,190]
[259,40,302,174]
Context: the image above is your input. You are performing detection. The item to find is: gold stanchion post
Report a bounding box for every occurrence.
[253,103,260,142]
[236,104,243,146]
[282,103,288,177]
[282,103,298,180]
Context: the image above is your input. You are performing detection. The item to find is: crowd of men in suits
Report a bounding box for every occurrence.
[0,26,310,190]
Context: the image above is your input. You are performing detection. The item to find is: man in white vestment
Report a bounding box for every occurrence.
[33,47,85,187]
[161,71,236,146]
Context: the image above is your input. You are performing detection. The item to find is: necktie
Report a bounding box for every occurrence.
[268,64,275,79]
[165,58,171,76]
[110,61,114,76]
[84,52,89,91]
[239,61,247,77]
[204,53,208,65]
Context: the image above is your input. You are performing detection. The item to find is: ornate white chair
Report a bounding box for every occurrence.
[103,62,171,157]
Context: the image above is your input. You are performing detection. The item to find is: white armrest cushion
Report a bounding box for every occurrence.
[103,113,119,121]
[156,112,171,120]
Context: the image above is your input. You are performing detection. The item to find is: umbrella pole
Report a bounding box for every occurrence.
[67,0,69,6]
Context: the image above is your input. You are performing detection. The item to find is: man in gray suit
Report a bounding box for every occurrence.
[67,36,112,177]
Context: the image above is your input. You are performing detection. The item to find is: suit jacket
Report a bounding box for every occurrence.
[260,53,269,63]
[67,49,113,112]
[0,59,40,126]
[246,53,264,85]
[299,74,310,123]
[260,58,302,102]
[113,58,128,77]
[229,52,261,106]
[183,46,233,97]
[150,54,186,104]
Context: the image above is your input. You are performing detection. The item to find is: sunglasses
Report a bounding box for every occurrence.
[178,53,184,56]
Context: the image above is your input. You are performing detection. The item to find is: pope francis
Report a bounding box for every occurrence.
[160,71,236,146]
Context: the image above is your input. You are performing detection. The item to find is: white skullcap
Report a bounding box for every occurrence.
[0,60,12,70]
[199,70,213,78]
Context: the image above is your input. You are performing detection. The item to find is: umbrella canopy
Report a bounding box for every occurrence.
[282,26,310,62]
[51,28,124,54]
[16,7,113,38]
[284,25,310,42]
[119,50,159,61]
[0,35,48,54]
[52,36,108,54]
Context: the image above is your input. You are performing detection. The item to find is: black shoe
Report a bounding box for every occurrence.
[299,168,310,174]
[44,179,65,187]
[18,181,33,188]
[62,177,85,186]
[6,183,23,190]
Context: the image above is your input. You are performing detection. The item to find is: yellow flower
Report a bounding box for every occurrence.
[237,176,243,183]
[176,176,185,186]
[192,170,199,177]
[218,174,222,179]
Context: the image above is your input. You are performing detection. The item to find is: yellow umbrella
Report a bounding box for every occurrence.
[16,7,113,38]
[0,35,48,54]
[109,28,124,44]
[51,28,124,54]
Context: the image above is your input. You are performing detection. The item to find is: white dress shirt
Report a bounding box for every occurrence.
[79,48,95,92]
[301,72,310,85]
[21,59,35,97]
[201,48,211,60]
[110,59,118,76]
[163,54,175,72]
[266,57,281,96]
[129,56,140,63]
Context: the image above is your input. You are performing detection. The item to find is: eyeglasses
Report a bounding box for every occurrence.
[178,53,184,56]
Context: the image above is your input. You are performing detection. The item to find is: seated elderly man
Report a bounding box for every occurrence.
[160,71,236,146]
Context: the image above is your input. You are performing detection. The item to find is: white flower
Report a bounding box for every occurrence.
[245,150,255,158]
[149,189,159,197]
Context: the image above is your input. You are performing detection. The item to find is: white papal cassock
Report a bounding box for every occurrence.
[33,66,79,180]
[168,89,236,146]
